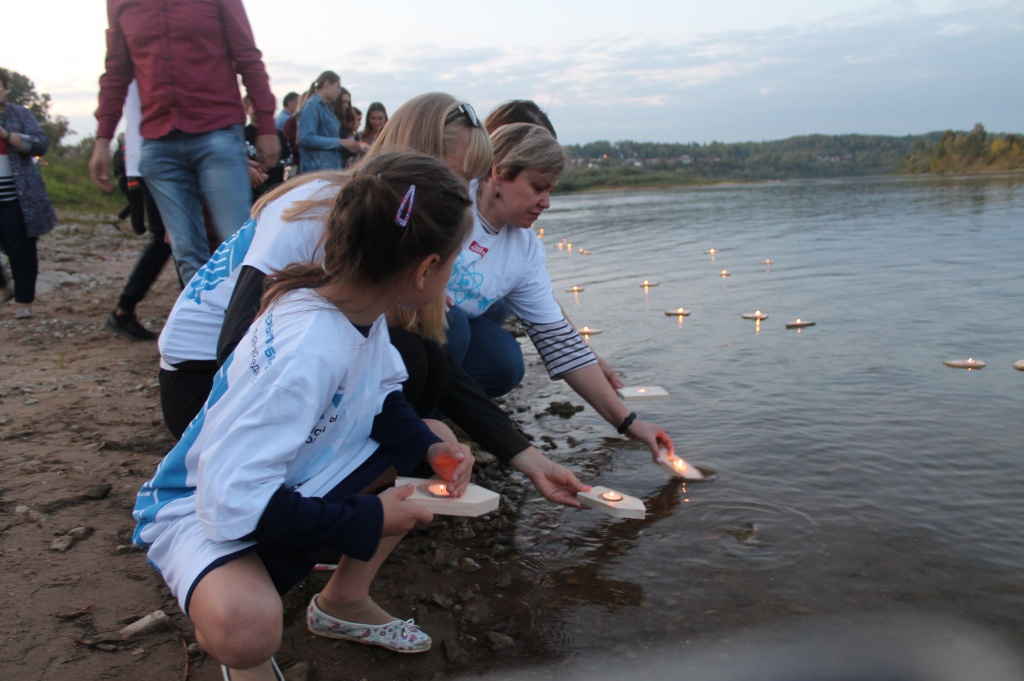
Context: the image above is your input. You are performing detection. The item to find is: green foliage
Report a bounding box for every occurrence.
[560,127,1021,192]
[1,68,71,149]
[898,124,1024,174]
[40,136,123,214]
[560,132,948,191]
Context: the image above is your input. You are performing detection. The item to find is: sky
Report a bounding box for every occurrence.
[4,0,1022,146]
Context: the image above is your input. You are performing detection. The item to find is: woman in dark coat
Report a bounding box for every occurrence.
[0,69,57,320]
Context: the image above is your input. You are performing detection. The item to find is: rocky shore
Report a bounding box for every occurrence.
[0,216,589,680]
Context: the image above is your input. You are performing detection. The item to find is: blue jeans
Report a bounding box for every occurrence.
[445,300,525,398]
[140,126,251,284]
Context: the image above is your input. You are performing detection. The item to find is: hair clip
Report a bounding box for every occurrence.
[395,184,416,228]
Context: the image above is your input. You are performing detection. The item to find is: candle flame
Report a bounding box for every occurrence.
[427,483,450,497]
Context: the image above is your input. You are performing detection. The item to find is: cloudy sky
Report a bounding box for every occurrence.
[5,0,1021,145]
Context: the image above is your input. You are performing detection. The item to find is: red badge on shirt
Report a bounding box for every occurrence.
[469,241,488,257]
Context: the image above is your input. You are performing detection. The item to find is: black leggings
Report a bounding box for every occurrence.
[159,363,217,439]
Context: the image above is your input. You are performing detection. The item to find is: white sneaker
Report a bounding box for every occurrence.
[306,594,431,653]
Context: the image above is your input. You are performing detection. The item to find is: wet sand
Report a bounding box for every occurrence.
[0,215,588,680]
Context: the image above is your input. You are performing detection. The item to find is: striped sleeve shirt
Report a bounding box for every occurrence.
[521,318,597,378]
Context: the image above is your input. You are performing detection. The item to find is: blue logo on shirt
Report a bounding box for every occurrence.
[448,253,492,312]
[186,218,258,305]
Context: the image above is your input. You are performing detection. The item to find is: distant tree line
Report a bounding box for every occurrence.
[560,127,1022,191]
[897,124,1024,174]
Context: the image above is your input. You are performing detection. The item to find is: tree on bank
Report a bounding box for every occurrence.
[1,68,71,150]
[898,123,1024,173]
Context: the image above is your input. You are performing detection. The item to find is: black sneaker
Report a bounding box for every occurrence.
[105,310,158,341]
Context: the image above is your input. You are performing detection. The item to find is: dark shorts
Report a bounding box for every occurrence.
[183,450,394,616]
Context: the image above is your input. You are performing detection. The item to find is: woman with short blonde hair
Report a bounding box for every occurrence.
[446,123,677,462]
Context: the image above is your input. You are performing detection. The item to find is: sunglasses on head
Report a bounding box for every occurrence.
[444,102,481,128]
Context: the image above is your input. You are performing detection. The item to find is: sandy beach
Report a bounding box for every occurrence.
[0,215,576,680]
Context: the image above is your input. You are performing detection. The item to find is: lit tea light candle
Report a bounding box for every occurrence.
[640,280,659,287]
[664,308,692,316]
[759,259,772,265]
[427,483,451,497]
[578,248,590,255]
[567,243,573,251]
[943,358,986,370]
[600,491,623,502]
[617,385,670,400]
[579,326,603,335]
[656,454,706,481]
[741,310,769,320]
[785,318,815,329]
[565,285,585,293]
[538,228,544,237]
[705,248,717,255]
[557,242,564,250]
[720,270,730,277]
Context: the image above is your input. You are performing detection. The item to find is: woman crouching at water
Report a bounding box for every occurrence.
[445,123,675,460]
[133,152,475,680]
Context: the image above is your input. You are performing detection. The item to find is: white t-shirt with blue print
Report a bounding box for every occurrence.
[136,288,406,610]
[157,179,334,369]
[446,181,563,325]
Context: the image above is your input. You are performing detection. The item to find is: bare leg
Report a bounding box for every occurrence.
[316,420,460,624]
[315,466,403,623]
[189,553,282,680]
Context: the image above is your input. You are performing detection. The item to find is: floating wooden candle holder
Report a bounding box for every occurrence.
[943,358,985,370]
[577,486,646,519]
[395,477,500,517]
[656,454,705,481]
[617,386,669,400]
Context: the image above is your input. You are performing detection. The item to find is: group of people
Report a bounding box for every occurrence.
[5,2,682,680]
[145,92,675,681]
[277,70,389,175]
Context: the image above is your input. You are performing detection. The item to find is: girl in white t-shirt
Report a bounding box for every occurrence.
[446,123,677,462]
[134,152,474,681]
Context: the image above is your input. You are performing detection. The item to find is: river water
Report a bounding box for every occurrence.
[500,175,1024,665]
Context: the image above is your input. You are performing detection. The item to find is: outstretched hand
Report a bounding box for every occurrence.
[626,419,675,462]
[378,484,433,536]
[426,441,474,497]
[511,447,590,508]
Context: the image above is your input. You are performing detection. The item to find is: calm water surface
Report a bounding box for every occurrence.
[503,175,1024,659]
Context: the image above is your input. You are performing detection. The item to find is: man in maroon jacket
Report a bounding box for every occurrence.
[89,0,280,285]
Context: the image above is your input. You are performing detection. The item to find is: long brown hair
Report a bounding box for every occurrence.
[261,152,471,319]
